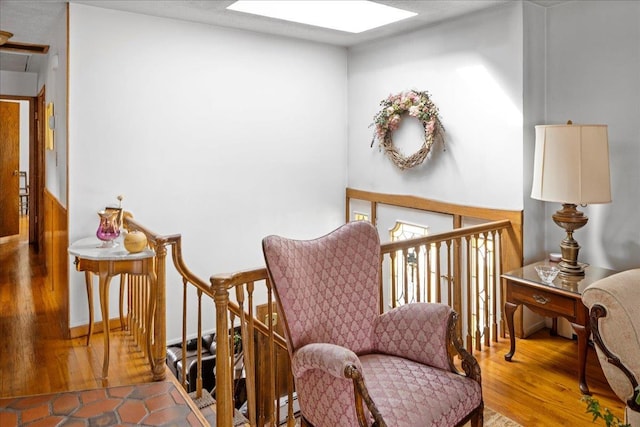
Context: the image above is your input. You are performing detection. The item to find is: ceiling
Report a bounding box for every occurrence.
[0,0,567,73]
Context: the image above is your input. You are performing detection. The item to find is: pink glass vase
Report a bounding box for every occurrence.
[96,210,120,248]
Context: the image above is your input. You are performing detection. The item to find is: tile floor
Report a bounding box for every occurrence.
[0,381,206,426]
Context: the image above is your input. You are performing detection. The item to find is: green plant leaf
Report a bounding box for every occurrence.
[581,396,629,427]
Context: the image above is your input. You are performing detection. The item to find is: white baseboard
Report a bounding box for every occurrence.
[523,319,547,337]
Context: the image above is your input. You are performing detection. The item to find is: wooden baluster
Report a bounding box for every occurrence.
[152,242,166,380]
[144,274,149,352]
[181,278,188,390]
[119,274,126,331]
[126,274,132,334]
[390,252,397,309]
[426,243,432,302]
[378,255,384,314]
[434,241,442,303]
[402,248,409,305]
[246,283,258,426]
[139,276,144,350]
[133,276,140,348]
[195,289,203,399]
[133,277,138,347]
[371,201,377,228]
[492,230,499,342]
[465,236,473,352]
[139,276,145,353]
[267,281,277,426]
[286,369,295,427]
[446,240,453,306]
[146,266,158,372]
[236,282,256,426]
[214,284,233,427]
[453,235,463,339]
[131,276,136,347]
[497,228,506,339]
[483,232,490,348]
[229,311,236,409]
[137,276,143,354]
[414,245,422,302]
[264,284,273,426]
[474,234,482,352]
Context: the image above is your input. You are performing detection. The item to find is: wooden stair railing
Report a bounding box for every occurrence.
[346,188,524,339]
[121,215,170,381]
[380,220,511,352]
[210,219,521,426]
[125,219,225,406]
[124,213,288,425]
[211,269,294,427]
[167,190,523,427]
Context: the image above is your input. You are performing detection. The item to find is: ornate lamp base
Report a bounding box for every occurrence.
[552,203,588,276]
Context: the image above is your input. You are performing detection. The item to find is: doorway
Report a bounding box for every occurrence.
[0,92,44,252]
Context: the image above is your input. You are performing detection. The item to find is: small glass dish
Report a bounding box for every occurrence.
[535,265,559,284]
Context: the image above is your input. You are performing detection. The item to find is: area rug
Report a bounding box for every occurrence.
[467,406,522,427]
[285,406,521,427]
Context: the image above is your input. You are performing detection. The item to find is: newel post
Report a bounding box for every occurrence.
[152,240,167,380]
[213,282,233,426]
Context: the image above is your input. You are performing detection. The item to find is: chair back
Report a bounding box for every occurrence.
[263,221,380,355]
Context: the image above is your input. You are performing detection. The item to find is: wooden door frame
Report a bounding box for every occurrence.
[0,93,44,252]
[34,88,45,252]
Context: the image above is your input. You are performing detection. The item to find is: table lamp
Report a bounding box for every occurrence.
[531,122,611,276]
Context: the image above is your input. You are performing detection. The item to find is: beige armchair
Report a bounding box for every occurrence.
[582,269,640,426]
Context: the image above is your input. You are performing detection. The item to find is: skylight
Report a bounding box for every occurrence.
[226,1,417,34]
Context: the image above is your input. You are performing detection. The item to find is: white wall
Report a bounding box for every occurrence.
[347,2,524,211]
[18,101,29,172]
[522,2,547,264]
[545,1,640,271]
[68,4,348,341]
[522,2,548,335]
[39,6,68,206]
[64,0,640,343]
[0,71,37,96]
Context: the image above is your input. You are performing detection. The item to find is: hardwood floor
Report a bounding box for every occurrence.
[472,329,623,426]
[0,218,155,398]
[0,217,625,426]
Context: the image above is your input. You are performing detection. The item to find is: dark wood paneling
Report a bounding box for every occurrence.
[44,188,68,336]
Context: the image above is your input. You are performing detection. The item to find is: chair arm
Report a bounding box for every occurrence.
[293,344,386,427]
[583,270,640,410]
[292,343,362,379]
[373,302,452,371]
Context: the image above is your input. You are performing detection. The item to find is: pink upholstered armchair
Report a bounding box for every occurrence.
[582,269,640,426]
[262,221,483,427]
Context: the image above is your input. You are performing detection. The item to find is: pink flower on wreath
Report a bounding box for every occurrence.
[408,105,420,117]
[389,114,402,131]
[426,119,436,134]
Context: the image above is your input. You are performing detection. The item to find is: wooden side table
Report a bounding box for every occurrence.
[502,261,618,395]
[69,237,157,379]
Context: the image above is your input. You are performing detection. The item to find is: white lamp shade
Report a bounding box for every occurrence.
[531,124,611,204]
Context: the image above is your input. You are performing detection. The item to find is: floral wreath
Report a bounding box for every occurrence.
[370,90,444,170]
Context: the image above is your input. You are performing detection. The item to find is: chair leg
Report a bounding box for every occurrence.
[470,405,484,427]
